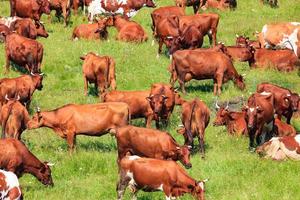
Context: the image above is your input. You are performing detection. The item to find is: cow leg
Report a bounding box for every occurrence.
[248,130,255,151]
[145,114,153,128]
[4,53,10,74]
[216,73,223,96]
[117,170,130,200]
[83,76,88,96]
[193,4,200,14]
[285,112,293,124]
[157,38,164,58]
[66,131,76,152]
[198,134,205,158]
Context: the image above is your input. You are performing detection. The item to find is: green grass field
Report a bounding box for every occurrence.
[1,0,300,199]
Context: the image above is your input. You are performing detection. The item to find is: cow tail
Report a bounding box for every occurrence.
[185,100,197,145]
[1,102,14,139]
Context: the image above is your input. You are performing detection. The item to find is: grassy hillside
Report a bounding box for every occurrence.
[1,0,300,199]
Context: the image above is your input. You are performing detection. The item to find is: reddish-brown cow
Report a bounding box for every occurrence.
[175,0,207,14]
[27,102,129,151]
[0,138,53,186]
[49,0,72,27]
[177,99,210,158]
[169,49,245,95]
[0,96,30,140]
[275,118,296,137]
[103,90,154,128]
[257,83,300,124]
[1,32,44,73]
[0,25,11,42]
[117,156,208,200]
[235,35,261,48]
[115,125,192,168]
[217,43,253,63]
[80,52,116,99]
[0,170,22,200]
[10,0,51,21]
[0,73,43,110]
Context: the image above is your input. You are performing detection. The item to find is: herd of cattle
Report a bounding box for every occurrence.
[0,0,299,199]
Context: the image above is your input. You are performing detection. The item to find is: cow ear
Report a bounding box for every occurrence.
[80,55,86,60]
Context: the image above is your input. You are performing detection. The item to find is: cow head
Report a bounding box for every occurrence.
[37,162,54,186]
[235,35,249,47]
[95,18,109,39]
[243,105,263,130]
[37,0,51,15]
[27,107,43,129]
[30,72,44,90]
[175,146,192,169]
[189,179,208,200]
[289,93,300,112]
[174,90,185,105]
[234,75,246,91]
[146,94,168,115]
[35,21,49,38]
[145,0,156,7]
[213,103,229,126]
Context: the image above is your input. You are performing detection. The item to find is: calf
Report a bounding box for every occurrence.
[1,32,44,73]
[117,156,207,200]
[0,73,43,110]
[0,170,22,200]
[275,118,296,137]
[249,48,300,72]
[72,17,110,40]
[103,90,154,128]
[218,43,253,63]
[177,99,210,158]
[257,83,300,124]
[81,52,116,99]
[256,135,300,161]
[10,0,51,21]
[169,50,245,95]
[213,104,248,136]
[244,92,275,150]
[0,138,53,186]
[27,102,129,151]
[115,125,192,168]
[0,96,30,140]
[49,0,72,27]
[147,83,176,128]
[175,0,207,14]
[112,16,148,43]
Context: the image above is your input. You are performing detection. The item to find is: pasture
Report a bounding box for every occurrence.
[1,0,300,199]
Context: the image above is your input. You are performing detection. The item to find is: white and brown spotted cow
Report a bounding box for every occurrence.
[259,22,300,58]
[0,169,22,200]
[87,0,156,22]
[256,135,300,161]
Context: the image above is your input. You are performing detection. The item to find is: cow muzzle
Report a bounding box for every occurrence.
[184,163,192,169]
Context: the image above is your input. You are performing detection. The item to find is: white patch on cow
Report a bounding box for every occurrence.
[280,140,300,160]
[126,9,138,18]
[73,37,79,41]
[249,108,255,112]
[157,184,163,191]
[199,181,204,190]
[151,40,155,46]
[279,28,299,55]
[262,25,268,36]
[126,171,137,191]
[115,7,125,15]
[287,94,291,97]
[260,91,271,96]
[0,16,19,28]
[294,134,300,144]
[290,22,300,26]
[128,155,141,160]
[0,170,21,200]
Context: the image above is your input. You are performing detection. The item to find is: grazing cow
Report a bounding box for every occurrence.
[27,102,129,151]
[0,169,22,200]
[177,99,210,158]
[0,138,53,186]
[147,83,176,128]
[117,156,208,200]
[0,96,30,140]
[178,13,220,46]
[114,125,192,168]
[244,92,275,150]
[169,50,245,95]
[235,35,261,48]
[256,135,300,161]
[257,83,300,124]
[112,16,148,43]
[1,32,44,73]
[259,22,300,58]
[275,118,296,137]
[103,90,154,128]
[175,0,207,14]
[72,17,110,40]
[49,0,72,27]
[87,0,155,22]
[0,73,43,110]
[248,48,299,72]
[80,52,116,99]
[213,104,248,136]
[217,43,253,62]
[10,0,51,21]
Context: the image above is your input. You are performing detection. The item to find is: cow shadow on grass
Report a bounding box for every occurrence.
[88,86,99,96]
[11,63,28,74]
[190,143,211,156]
[184,83,214,94]
[78,140,117,152]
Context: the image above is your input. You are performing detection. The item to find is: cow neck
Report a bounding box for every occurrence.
[40,111,60,128]
[30,76,40,93]
[22,151,43,178]
[114,18,127,31]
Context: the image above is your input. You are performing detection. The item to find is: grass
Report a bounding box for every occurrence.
[1,0,300,199]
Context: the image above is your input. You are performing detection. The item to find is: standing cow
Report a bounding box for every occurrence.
[49,0,72,27]
[27,102,129,151]
[177,98,210,158]
[81,52,116,100]
[175,0,207,14]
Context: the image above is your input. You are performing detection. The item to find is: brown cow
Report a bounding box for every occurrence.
[0,96,30,140]
[49,0,72,27]
[80,52,116,99]
[0,138,53,186]
[217,43,253,63]
[275,118,296,137]
[147,83,176,128]
[112,16,148,43]
[115,125,192,168]
[0,170,22,200]
[72,17,110,40]
[27,102,129,151]
[0,73,43,110]
[10,0,51,21]
[0,25,11,42]
[117,156,208,200]
[169,49,245,95]
[72,0,93,15]
[175,0,207,14]
[244,92,276,150]
[257,83,300,124]
[235,34,261,49]
[177,99,210,158]
[248,48,300,72]
[1,32,44,73]
[213,104,248,136]
[103,90,154,128]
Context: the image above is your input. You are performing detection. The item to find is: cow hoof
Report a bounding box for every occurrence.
[151,40,155,46]
[73,37,78,41]
[156,54,160,59]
